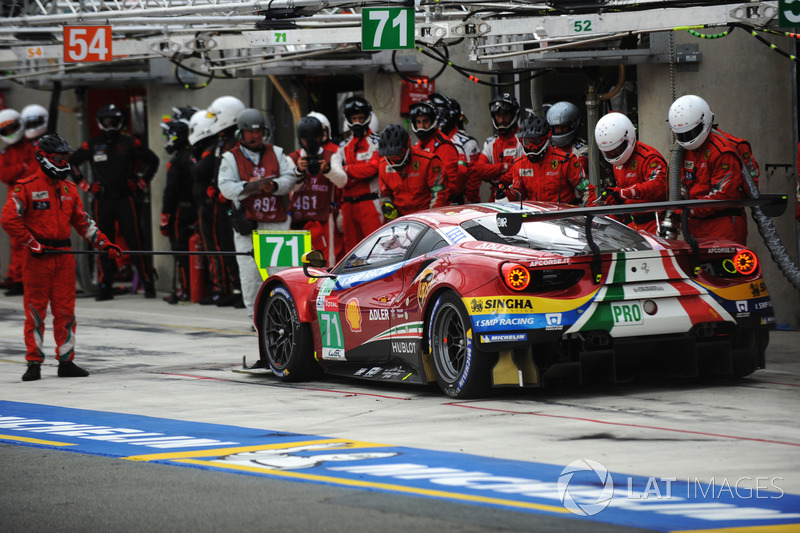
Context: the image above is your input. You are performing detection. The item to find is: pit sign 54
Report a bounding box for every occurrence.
[64,26,112,63]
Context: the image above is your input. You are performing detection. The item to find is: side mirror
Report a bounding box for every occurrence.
[302,250,336,279]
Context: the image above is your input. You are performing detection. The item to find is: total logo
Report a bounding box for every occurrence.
[557,459,615,516]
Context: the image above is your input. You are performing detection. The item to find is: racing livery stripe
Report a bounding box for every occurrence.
[695,280,770,302]
[660,250,685,280]
[611,253,627,284]
[2,401,798,531]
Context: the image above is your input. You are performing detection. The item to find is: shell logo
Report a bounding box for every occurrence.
[345,298,361,332]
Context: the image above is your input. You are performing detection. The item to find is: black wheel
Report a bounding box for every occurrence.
[260,286,318,381]
[429,292,490,398]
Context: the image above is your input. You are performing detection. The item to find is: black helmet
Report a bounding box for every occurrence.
[517,115,551,162]
[343,96,373,138]
[160,119,190,154]
[408,101,438,141]
[428,93,458,133]
[172,106,198,122]
[96,104,125,132]
[35,133,74,180]
[297,116,323,140]
[489,93,520,133]
[379,124,411,169]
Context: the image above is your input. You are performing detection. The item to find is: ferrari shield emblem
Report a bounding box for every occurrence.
[413,160,420,171]
[550,160,558,170]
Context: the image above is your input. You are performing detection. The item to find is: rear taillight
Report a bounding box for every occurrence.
[501,263,530,291]
[733,250,757,275]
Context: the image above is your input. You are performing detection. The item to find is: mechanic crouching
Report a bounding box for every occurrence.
[217,108,298,318]
[1,134,122,382]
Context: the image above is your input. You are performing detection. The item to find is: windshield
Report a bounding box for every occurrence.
[462,214,652,256]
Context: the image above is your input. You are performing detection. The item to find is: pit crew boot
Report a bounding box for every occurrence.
[95,284,114,302]
[58,361,89,378]
[144,281,156,299]
[4,282,23,296]
[22,363,41,382]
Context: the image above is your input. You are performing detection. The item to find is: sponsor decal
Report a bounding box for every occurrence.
[321,347,345,361]
[470,298,534,313]
[480,333,527,343]
[551,160,558,170]
[324,296,338,312]
[335,261,409,290]
[503,147,517,157]
[32,191,49,200]
[32,201,51,210]
[391,341,416,354]
[721,163,730,170]
[545,313,562,326]
[632,285,664,293]
[457,329,473,390]
[369,309,389,321]
[736,300,748,313]
[631,160,638,171]
[520,168,533,177]
[417,269,435,307]
[709,247,737,254]
[345,298,361,332]
[476,317,536,328]
[444,227,468,244]
[475,242,518,254]
[529,258,570,267]
[611,302,643,326]
[684,161,695,170]
[413,160,420,171]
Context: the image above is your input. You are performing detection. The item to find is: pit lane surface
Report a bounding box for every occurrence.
[1,294,799,532]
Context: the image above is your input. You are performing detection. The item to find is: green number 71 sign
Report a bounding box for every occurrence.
[361,7,415,51]
[252,230,312,280]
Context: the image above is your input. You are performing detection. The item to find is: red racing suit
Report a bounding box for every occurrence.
[681,131,748,245]
[444,126,480,204]
[1,169,114,364]
[339,131,383,253]
[416,131,461,206]
[467,128,522,202]
[506,146,588,205]
[379,147,446,216]
[0,140,36,284]
[586,141,668,233]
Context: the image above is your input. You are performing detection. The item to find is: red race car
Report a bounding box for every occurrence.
[254,199,780,398]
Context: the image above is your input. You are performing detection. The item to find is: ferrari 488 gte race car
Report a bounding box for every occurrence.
[254,199,779,398]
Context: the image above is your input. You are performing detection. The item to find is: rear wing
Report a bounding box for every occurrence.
[495,194,788,283]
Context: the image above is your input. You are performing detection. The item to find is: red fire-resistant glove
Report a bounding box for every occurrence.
[23,235,46,256]
[104,243,123,259]
[78,180,102,194]
[160,213,171,236]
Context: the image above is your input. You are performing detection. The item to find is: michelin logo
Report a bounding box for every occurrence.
[480,333,527,343]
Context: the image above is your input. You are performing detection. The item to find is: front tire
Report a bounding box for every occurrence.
[260,286,318,381]
[429,292,490,398]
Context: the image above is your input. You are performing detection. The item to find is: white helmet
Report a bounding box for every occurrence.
[21,104,49,140]
[188,109,216,146]
[668,95,713,150]
[206,96,245,136]
[307,111,331,142]
[0,109,24,146]
[595,112,636,166]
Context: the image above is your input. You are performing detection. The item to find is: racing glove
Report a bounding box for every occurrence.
[605,186,638,203]
[159,213,171,237]
[104,243,123,259]
[23,235,46,257]
[381,201,399,221]
[78,180,102,194]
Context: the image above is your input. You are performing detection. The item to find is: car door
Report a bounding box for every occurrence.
[316,221,425,363]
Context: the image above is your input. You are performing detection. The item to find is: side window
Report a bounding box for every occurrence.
[408,228,448,258]
[341,221,424,271]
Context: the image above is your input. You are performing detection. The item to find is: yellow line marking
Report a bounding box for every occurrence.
[177,458,570,514]
[0,434,76,446]
[123,438,386,462]
[674,525,800,533]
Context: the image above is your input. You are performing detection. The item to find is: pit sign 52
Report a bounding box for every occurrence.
[64,26,112,63]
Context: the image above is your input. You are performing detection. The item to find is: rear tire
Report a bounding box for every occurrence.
[260,285,319,381]
[732,328,768,378]
[429,292,490,398]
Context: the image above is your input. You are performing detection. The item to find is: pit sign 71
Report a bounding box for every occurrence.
[64,26,112,63]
